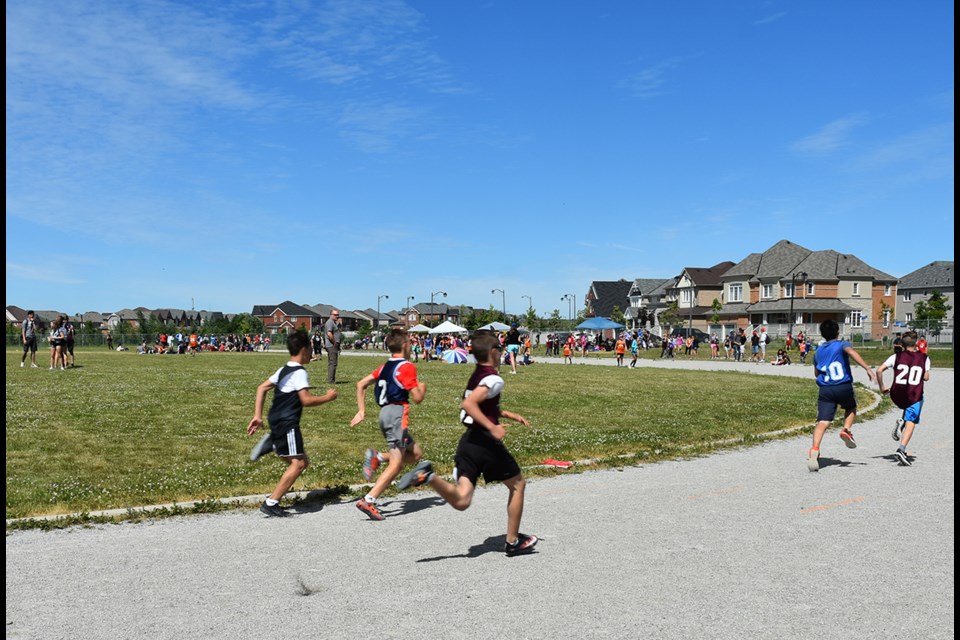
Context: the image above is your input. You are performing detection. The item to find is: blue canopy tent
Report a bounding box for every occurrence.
[575,317,625,331]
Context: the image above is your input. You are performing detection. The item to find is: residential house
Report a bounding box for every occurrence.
[666,262,735,334]
[305,304,364,333]
[624,279,671,330]
[718,240,897,340]
[354,308,398,334]
[107,308,147,330]
[896,261,954,340]
[415,302,460,327]
[252,301,319,334]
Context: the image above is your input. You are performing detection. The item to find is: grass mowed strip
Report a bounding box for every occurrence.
[6,350,880,520]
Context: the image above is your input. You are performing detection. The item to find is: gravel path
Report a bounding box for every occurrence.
[6,358,954,640]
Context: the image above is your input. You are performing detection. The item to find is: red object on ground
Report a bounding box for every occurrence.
[542,459,574,469]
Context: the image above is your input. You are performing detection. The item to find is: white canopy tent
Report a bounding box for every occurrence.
[429,320,469,334]
[407,324,432,333]
[477,321,511,331]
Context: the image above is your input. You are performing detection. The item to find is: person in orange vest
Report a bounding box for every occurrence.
[615,336,627,367]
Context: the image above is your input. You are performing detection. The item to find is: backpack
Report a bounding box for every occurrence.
[765,334,771,344]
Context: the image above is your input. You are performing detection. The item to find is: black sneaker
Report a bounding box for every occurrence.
[505,533,539,556]
[259,501,289,517]
[894,449,912,466]
[397,460,434,490]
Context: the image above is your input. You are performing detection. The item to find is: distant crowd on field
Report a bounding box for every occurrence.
[136,332,272,355]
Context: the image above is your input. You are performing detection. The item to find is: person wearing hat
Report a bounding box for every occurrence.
[504,323,521,375]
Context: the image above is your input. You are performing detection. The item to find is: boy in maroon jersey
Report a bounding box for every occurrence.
[397,331,538,556]
[876,331,931,466]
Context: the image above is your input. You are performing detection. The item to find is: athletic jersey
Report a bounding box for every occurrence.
[459,365,504,428]
[267,363,309,430]
[370,358,418,406]
[615,339,626,354]
[813,340,853,386]
[882,350,930,409]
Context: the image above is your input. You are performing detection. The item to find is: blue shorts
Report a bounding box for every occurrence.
[901,399,924,425]
[506,344,520,354]
[816,382,857,422]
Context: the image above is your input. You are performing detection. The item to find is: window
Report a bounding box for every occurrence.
[762,284,773,299]
[852,282,861,296]
[903,292,912,301]
[882,309,890,328]
[729,284,743,303]
[850,312,863,328]
[785,283,795,298]
[906,313,913,322]
[682,289,693,303]
[884,284,892,296]
[805,282,815,296]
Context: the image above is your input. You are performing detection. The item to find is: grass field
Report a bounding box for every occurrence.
[6,348,887,521]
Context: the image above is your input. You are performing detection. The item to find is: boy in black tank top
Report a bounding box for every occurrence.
[247,332,338,517]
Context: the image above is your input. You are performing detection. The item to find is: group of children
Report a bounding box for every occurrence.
[807,320,931,471]
[245,318,933,553]
[246,328,538,557]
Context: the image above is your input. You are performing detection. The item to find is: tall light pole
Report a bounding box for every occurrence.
[521,295,532,326]
[491,288,506,321]
[788,271,808,334]
[377,294,389,344]
[406,296,415,328]
[430,290,447,326]
[561,293,575,330]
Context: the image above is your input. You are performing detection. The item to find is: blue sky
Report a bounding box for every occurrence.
[6,1,954,318]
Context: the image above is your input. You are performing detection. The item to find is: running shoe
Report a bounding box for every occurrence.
[259,501,289,517]
[249,433,274,462]
[839,428,857,449]
[892,417,905,442]
[807,448,820,472]
[397,460,434,490]
[894,449,912,466]
[356,498,384,521]
[363,448,380,481]
[505,533,539,556]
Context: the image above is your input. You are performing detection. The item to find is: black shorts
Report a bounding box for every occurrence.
[66,340,75,355]
[453,428,522,485]
[270,423,306,457]
[817,382,857,422]
[23,337,37,353]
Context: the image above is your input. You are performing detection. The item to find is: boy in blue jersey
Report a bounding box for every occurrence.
[395,331,538,556]
[807,319,876,472]
[247,331,339,516]
[350,328,427,520]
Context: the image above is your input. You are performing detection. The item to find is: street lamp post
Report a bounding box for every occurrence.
[561,293,575,330]
[521,295,532,326]
[430,290,447,326]
[377,295,389,346]
[788,271,808,334]
[491,288,506,321]
[406,296,415,328]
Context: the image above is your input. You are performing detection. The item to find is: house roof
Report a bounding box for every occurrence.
[683,262,736,286]
[724,240,896,283]
[629,278,671,297]
[253,301,316,317]
[899,261,954,290]
[589,280,633,317]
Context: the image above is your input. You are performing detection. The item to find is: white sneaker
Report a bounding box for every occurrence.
[807,448,820,472]
[31,363,38,368]
[892,418,905,441]
[20,362,24,367]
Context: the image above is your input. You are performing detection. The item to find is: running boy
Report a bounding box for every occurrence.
[350,328,427,520]
[875,331,931,466]
[615,335,626,367]
[807,319,876,472]
[395,331,538,556]
[247,331,338,516]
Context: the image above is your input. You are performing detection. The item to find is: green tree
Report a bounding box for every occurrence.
[913,290,952,335]
[548,309,563,330]
[610,305,625,325]
[524,307,539,331]
[658,301,681,331]
[710,298,723,325]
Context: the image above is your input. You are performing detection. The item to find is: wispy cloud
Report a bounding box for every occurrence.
[790,115,867,155]
[754,12,787,26]
[6,262,85,285]
[617,58,683,99]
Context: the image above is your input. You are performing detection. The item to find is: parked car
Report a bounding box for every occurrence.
[668,327,713,343]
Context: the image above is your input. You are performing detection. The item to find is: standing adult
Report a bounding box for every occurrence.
[21,310,39,368]
[324,309,343,383]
